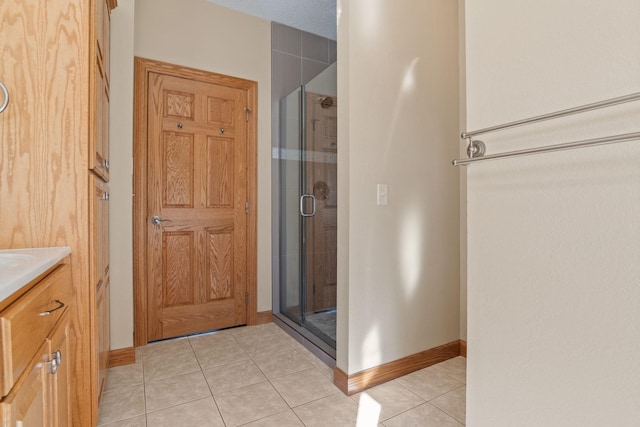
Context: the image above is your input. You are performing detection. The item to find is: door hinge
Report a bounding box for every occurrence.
[245,201,249,214]
[245,292,249,305]
[244,107,252,122]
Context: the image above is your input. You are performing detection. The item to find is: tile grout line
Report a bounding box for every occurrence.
[187,335,230,426]
[428,384,467,425]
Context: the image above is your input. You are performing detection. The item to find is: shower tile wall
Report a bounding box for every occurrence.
[271,22,337,102]
[271,22,336,309]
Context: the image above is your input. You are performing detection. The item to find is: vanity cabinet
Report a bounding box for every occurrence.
[0,260,72,427]
[0,0,117,425]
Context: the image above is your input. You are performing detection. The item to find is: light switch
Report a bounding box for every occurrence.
[377,184,388,205]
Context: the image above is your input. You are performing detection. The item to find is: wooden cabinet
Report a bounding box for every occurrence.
[90,0,114,413]
[90,0,113,413]
[91,0,113,180]
[0,0,116,425]
[96,275,111,401]
[0,261,72,427]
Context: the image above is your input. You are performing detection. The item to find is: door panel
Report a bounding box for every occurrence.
[147,72,248,340]
[305,92,337,313]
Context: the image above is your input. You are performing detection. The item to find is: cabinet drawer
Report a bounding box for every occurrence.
[0,264,71,397]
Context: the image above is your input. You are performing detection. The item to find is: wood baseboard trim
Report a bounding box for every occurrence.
[108,347,136,368]
[334,340,461,395]
[255,311,273,325]
[460,339,467,357]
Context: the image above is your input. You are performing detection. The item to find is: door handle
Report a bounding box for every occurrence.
[39,300,65,316]
[300,194,316,217]
[0,82,8,114]
[152,215,172,225]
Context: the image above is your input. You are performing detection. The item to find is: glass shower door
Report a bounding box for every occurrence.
[279,87,303,326]
[279,83,338,349]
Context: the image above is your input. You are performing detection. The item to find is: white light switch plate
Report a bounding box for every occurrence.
[377,184,388,205]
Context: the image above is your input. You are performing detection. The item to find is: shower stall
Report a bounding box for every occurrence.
[274,65,337,358]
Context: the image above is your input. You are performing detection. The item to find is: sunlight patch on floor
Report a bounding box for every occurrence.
[356,392,382,426]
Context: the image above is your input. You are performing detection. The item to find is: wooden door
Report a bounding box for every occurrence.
[305,92,337,313]
[146,72,249,340]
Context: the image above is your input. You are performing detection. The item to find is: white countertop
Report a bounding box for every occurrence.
[0,247,71,303]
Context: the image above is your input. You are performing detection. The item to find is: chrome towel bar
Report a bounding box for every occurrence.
[452,131,640,166]
[454,91,640,166]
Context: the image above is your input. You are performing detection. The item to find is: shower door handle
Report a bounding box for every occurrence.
[300,194,316,217]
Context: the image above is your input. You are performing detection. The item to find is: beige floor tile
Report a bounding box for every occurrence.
[145,397,224,427]
[203,359,267,395]
[383,402,463,427]
[102,327,470,427]
[144,349,200,382]
[352,380,425,421]
[395,366,463,401]
[293,393,359,426]
[270,367,340,407]
[188,330,237,353]
[432,356,467,384]
[98,415,147,427]
[97,384,146,426]
[241,409,304,426]
[193,340,251,370]
[315,362,335,381]
[236,333,296,358]
[105,363,144,391]
[142,337,192,360]
[252,347,314,379]
[214,381,288,427]
[289,340,317,360]
[229,323,280,341]
[430,385,466,424]
[145,371,212,412]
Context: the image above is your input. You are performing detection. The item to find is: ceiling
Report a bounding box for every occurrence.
[206,0,337,40]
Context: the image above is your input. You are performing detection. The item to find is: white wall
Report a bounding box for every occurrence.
[464,1,640,425]
[109,0,272,349]
[109,0,135,350]
[458,0,468,342]
[337,0,460,374]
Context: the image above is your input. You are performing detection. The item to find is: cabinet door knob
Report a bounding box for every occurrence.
[0,82,8,114]
[47,357,58,375]
[103,158,110,169]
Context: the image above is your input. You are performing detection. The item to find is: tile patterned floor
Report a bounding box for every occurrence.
[98,323,466,426]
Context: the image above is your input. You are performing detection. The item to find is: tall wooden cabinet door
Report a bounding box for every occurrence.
[95,277,110,401]
[91,57,110,180]
[90,176,110,404]
[90,0,112,181]
[90,177,110,286]
[0,343,50,427]
[49,312,71,427]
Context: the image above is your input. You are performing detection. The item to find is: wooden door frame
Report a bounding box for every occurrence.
[132,57,258,346]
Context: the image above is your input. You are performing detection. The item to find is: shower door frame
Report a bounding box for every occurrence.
[272,85,337,361]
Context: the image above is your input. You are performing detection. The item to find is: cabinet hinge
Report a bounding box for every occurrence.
[245,201,249,214]
[245,292,249,305]
[244,107,252,122]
